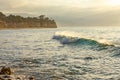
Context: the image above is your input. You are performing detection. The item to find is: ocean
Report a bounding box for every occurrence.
[0,27,120,80]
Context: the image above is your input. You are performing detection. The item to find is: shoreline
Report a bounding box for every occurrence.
[0,27,57,30]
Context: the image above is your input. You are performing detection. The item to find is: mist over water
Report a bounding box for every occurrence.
[0,27,120,80]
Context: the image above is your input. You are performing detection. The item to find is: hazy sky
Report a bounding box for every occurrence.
[0,0,120,26]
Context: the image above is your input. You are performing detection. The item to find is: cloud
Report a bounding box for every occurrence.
[56,8,120,26]
[0,0,29,12]
[0,0,120,26]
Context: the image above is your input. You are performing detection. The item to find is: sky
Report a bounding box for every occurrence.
[0,0,120,26]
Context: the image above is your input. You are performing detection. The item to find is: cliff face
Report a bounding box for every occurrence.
[0,12,57,29]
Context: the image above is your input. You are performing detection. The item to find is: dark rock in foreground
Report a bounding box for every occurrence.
[0,66,35,80]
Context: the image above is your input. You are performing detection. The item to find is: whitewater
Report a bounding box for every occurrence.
[0,27,120,80]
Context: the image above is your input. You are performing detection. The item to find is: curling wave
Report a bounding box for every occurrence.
[53,31,114,47]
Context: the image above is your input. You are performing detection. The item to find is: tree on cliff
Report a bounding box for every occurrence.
[39,15,45,27]
[0,12,6,21]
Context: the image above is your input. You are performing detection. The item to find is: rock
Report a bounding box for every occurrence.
[0,66,36,80]
[0,66,14,75]
[29,76,35,80]
[3,75,11,78]
[84,57,93,61]
[0,77,5,80]
[16,77,22,80]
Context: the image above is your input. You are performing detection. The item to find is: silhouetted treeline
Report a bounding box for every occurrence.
[0,12,57,29]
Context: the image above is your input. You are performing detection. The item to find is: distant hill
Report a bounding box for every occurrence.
[0,12,57,29]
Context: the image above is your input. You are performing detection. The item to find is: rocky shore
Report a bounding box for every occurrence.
[0,66,35,80]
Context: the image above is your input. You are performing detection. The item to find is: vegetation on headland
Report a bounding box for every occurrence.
[0,12,57,29]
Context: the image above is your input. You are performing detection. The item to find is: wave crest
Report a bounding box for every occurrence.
[53,31,114,47]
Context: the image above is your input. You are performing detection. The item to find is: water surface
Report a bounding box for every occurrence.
[0,27,120,80]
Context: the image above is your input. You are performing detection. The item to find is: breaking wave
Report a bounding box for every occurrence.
[52,31,120,57]
[53,31,120,57]
[53,31,114,47]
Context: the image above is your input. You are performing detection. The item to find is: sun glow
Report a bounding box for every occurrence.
[108,0,120,6]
